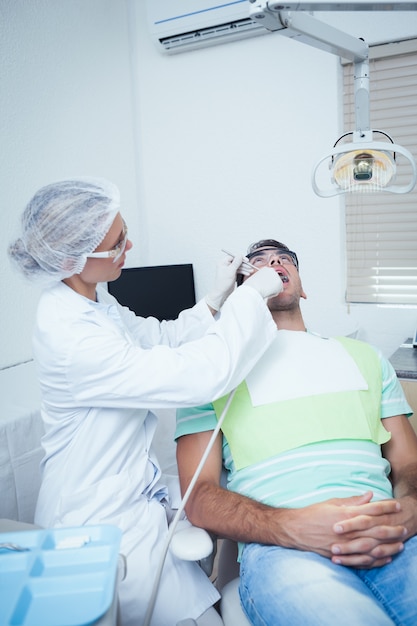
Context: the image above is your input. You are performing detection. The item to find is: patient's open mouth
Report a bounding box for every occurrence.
[278,271,289,283]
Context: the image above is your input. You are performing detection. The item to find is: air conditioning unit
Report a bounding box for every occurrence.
[147,0,279,54]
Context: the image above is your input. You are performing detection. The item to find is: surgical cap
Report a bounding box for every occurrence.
[8,178,120,285]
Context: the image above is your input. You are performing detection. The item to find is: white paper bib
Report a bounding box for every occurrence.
[246,331,368,407]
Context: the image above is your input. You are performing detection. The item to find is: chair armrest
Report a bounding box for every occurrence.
[170,519,213,561]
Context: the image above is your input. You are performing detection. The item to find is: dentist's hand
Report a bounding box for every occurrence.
[242,266,283,300]
[205,254,244,312]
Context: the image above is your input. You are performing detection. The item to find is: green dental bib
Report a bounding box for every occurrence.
[213,336,390,470]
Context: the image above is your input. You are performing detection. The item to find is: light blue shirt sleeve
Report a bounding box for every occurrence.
[379,351,413,418]
[175,403,217,440]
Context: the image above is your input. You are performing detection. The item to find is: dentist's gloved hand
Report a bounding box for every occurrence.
[205,254,244,312]
[242,266,283,300]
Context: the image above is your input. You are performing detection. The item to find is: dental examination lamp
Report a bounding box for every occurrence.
[249,1,417,196]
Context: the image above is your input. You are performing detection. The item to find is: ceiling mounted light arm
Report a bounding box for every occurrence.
[266,10,368,61]
[248,0,417,195]
[354,56,370,133]
[251,1,417,8]
[249,1,369,61]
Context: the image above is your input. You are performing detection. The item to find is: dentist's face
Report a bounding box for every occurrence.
[81,213,133,284]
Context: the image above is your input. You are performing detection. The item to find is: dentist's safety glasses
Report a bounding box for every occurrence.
[86,220,128,263]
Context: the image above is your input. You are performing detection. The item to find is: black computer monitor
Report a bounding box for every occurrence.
[107,264,196,321]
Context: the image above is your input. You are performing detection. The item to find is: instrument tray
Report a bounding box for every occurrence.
[0,525,121,626]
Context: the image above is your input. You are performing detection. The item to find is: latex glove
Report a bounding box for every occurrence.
[237,256,255,278]
[205,254,244,311]
[242,266,283,300]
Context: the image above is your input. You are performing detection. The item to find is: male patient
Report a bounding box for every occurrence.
[175,239,417,626]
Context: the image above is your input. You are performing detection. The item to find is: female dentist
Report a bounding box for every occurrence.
[8,178,281,626]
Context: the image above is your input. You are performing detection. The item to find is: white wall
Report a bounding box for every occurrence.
[1,1,416,369]
[0,0,140,368]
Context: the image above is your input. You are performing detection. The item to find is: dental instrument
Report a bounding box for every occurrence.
[221,249,258,274]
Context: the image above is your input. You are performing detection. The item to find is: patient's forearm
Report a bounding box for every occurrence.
[185,480,282,545]
[391,462,417,538]
[392,462,417,500]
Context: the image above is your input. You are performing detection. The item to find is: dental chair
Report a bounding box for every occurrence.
[215,539,251,626]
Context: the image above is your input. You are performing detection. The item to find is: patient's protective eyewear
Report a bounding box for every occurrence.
[247,247,299,269]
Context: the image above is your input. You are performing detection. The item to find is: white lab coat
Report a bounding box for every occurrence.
[33,281,276,626]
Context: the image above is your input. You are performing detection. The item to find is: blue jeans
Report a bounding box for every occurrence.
[239,536,417,626]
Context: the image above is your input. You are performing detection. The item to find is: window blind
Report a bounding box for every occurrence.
[343,47,417,304]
